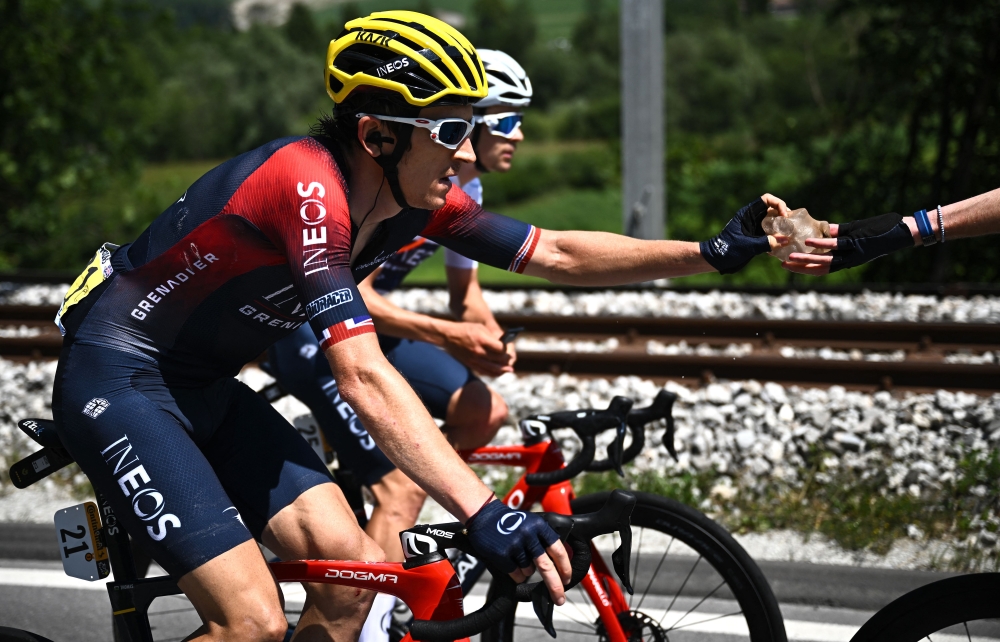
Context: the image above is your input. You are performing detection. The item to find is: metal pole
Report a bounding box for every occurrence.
[620,0,665,240]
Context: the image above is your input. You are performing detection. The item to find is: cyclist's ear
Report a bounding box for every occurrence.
[358,117,395,159]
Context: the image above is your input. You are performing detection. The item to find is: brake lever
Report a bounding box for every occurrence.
[662,411,678,462]
[550,489,636,594]
[611,420,627,477]
[532,583,556,638]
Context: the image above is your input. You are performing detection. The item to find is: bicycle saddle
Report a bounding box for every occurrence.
[18,418,67,452]
[9,418,75,489]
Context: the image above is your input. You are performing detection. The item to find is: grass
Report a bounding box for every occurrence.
[568,449,1000,572]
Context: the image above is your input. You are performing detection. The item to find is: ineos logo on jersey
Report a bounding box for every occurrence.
[496,511,526,535]
[300,200,327,225]
[297,181,330,276]
[324,569,398,583]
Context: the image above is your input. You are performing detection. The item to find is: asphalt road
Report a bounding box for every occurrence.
[1,522,997,642]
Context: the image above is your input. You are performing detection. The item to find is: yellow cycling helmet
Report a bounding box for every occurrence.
[326,10,488,107]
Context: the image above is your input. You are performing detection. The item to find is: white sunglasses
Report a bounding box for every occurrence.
[473,112,524,139]
[356,113,475,149]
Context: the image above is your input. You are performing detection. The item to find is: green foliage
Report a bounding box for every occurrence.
[480,144,618,207]
[0,0,157,269]
[468,0,537,60]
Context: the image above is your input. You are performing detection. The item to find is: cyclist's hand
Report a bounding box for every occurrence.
[782,213,914,275]
[465,499,572,605]
[442,322,513,376]
[701,194,791,274]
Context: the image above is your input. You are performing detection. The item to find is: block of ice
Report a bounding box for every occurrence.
[762,208,832,261]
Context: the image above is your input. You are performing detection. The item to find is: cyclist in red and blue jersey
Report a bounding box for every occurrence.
[52,11,790,642]
[263,48,532,639]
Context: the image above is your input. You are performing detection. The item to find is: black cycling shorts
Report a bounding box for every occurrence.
[53,341,335,577]
[265,325,477,486]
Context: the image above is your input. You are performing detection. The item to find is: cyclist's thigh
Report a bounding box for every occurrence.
[53,345,254,578]
[199,378,338,538]
[383,338,477,419]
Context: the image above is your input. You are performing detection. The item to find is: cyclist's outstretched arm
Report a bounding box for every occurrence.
[524,193,790,284]
[783,186,1000,275]
[356,269,511,375]
[325,332,569,598]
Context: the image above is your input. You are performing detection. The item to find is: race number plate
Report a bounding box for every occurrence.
[54,502,110,581]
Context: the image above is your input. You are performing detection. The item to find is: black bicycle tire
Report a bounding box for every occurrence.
[481,490,787,642]
[850,573,1000,642]
[0,627,56,642]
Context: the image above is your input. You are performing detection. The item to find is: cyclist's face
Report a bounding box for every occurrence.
[397,104,475,210]
[475,105,523,173]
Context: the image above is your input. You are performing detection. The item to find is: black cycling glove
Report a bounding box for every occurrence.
[700,198,772,274]
[828,213,914,273]
[465,499,560,573]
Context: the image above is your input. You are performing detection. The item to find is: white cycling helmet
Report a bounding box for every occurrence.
[475,49,532,109]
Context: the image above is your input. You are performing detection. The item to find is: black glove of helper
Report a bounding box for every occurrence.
[828,213,914,273]
[465,499,560,573]
[700,198,772,274]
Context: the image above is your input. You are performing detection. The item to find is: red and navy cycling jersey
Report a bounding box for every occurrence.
[64,136,538,384]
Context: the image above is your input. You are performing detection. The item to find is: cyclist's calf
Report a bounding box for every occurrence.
[263,483,385,639]
[178,540,289,642]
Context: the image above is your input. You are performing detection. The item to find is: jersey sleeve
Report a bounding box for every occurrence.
[421,184,539,274]
[223,138,373,350]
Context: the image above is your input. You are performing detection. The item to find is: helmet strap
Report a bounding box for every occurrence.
[372,124,414,209]
[471,124,489,174]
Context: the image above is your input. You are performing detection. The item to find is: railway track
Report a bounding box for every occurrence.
[2,305,998,392]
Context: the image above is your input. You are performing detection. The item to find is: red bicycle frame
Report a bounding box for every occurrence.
[269,558,465,642]
[462,441,631,642]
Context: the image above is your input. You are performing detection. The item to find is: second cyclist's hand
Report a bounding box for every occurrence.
[442,322,513,376]
[465,499,572,605]
[782,213,914,275]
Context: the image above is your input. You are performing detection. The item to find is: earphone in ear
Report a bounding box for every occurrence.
[365,131,396,146]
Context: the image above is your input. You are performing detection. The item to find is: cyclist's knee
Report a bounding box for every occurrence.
[446,382,507,449]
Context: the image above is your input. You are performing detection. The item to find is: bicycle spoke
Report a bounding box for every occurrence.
[664,578,726,631]
[629,526,645,610]
[635,535,674,612]
[662,609,744,632]
[559,584,601,631]
[658,553,701,626]
[148,607,199,617]
[516,623,598,636]
[964,621,971,642]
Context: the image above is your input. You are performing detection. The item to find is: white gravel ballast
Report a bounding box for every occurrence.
[4,282,1000,323]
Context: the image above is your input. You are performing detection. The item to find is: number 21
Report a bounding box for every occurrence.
[60,525,90,557]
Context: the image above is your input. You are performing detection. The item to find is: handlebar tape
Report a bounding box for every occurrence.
[409,575,517,641]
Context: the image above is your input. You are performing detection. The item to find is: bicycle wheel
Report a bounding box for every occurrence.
[850,573,1000,642]
[0,628,56,642]
[481,491,786,642]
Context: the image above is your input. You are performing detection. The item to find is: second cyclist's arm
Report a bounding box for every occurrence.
[524,230,712,285]
[357,268,462,345]
[325,333,493,520]
[446,266,502,334]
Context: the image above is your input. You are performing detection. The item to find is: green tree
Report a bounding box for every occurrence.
[284,3,325,55]
[469,0,536,59]
[816,0,1000,282]
[0,0,155,269]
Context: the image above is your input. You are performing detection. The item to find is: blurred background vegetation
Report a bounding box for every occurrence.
[1,0,998,285]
